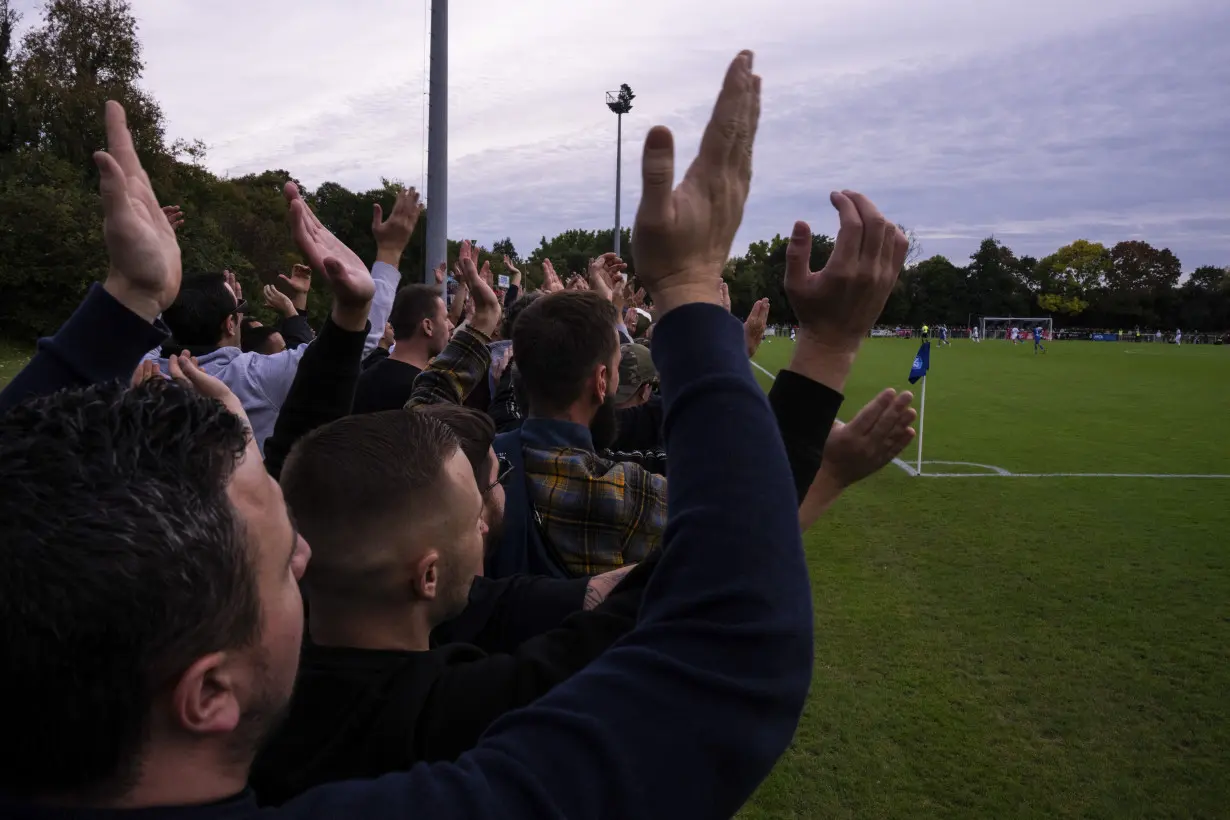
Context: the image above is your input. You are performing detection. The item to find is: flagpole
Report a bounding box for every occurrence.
[916,374,927,476]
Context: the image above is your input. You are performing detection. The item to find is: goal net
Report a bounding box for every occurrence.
[980,317,1053,341]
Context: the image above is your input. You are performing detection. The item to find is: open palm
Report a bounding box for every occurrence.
[284,182,374,308]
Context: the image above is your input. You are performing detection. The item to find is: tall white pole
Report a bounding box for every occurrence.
[425,0,447,290]
[915,375,927,476]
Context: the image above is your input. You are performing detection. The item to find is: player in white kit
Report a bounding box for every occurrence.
[1175,329,1182,345]
[971,326,980,343]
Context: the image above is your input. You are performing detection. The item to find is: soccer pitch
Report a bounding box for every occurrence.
[742,337,1230,819]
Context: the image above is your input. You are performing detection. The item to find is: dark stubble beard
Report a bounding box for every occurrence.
[589,395,620,452]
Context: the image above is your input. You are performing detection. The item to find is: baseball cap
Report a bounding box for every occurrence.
[615,343,656,404]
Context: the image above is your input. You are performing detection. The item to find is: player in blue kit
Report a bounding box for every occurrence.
[1033,325,1047,354]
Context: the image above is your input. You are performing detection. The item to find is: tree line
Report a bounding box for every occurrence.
[2,0,1227,344]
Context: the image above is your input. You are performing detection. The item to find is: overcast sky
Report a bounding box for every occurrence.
[15,0,1230,269]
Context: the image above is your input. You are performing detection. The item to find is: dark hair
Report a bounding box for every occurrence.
[0,380,260,800]
[162,273,237,348]
[388,284,444,341]
[414,403,496,485]
[512,290,619,415]
[280,410,459,598]
[241,325,281,355]
[502,290,542,340]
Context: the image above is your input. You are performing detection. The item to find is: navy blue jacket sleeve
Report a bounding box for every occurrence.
[0,284,167,413]
[274,302,812,820]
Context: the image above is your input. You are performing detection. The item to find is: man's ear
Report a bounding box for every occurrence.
[411,550,441,602]
[638,382,652,404]
[224,315,238,341]
[595,364,611,404]
[422,318,434,339]
[170,651,242,737]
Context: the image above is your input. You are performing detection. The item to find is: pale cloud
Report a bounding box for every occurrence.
[14,0,1230,268]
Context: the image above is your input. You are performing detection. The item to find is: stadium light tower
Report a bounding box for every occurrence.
[425,0,448,289]
[606,83,634,256]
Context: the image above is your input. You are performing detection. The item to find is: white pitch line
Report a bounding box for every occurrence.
[749,360,1230,480]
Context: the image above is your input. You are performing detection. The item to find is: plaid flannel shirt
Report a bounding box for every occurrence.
[406,325,666,576]
[405,324,492,408]
[520,419,667,577]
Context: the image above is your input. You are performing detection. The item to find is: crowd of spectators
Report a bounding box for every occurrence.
[0,52,922,819]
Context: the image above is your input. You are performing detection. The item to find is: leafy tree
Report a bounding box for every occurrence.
[0,0,19,154]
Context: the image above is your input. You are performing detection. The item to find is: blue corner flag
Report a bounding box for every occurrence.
[908,341,931,384]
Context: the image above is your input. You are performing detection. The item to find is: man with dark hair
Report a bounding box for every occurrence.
[0,367,308,805]
[353,283,452,413]
[147,188,421,453]
[495,288,665,577]
[253,407,643,803]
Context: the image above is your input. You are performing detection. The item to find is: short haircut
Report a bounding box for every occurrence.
[0,380,259,799]
[512,290,619,415]
[163,273,236,347]
[388,284,443,341]
[502,290,542,340]
[241,325,281,355]
[414,403,496,486]
[280,410,460,601]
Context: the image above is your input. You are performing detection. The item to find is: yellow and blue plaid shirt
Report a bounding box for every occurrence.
[519,418,666,577]
[405,324,666,577]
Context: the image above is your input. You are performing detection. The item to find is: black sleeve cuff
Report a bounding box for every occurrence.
[769,369,844,504]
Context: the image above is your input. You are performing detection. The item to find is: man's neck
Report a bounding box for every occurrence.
[530,404,594,429]
[308,602,433,653]
[78,739,249,810]
[390,338,432,371]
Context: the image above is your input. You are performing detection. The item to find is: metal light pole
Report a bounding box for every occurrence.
[606,84,634,256]
[425,0,448,289]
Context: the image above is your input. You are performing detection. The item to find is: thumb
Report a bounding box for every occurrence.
[784,220,812,291]
[637,126,676,227]
[371,203,383,233]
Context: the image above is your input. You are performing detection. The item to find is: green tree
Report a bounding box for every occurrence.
[14,0,166,174]
[0,0,19,154]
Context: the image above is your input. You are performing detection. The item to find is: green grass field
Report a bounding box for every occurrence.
[743,336,1230,819]
[1,336,1228,817]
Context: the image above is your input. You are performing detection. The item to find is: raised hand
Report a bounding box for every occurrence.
[433,262,447,286]
[798,388,916,531]
[744,298,769,358]
[457,239,502,337]
[504,255,523,286]
[263,284,296,317]
[719,281,732,312]
[95,100,183,322]
[632,51,760,314]
[379,322,395,350]
[784,192,907,351]
[541,259,564,294]
[285,182,374,331]
[371,186,424,267]
[480,260,494,288]
[278,263,312,310]
[587,253,628,302]
[222,270,243,306]
[161,205,185,232]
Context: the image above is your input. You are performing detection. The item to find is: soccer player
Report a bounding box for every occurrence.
[971,326,980,344]
[1033,325,1047,354]
[1175,328,1182,346]
[1009,326,1018,344]
[921,323,929,341]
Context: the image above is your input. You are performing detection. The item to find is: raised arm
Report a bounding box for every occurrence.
[0,101,179,411]
[286,49,812,820]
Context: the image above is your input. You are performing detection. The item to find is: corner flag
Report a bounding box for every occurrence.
[908,341,931,384]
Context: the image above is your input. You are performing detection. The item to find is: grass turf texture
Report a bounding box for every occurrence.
[741,337,1230,819]
[1,338,1227,817]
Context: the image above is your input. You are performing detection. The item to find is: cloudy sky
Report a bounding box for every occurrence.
[16,0,1230,269]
